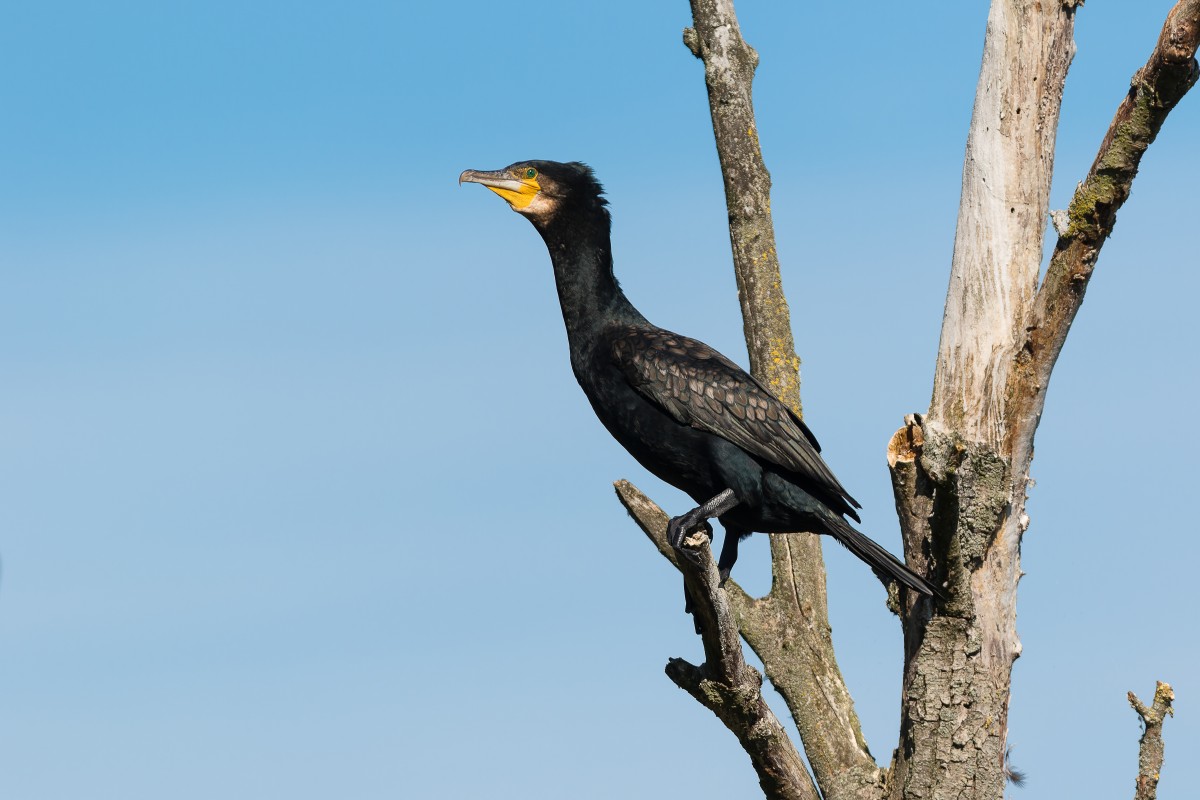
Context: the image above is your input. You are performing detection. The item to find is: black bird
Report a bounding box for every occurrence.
[460,160,936,599]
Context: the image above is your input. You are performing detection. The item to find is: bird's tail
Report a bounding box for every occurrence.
[823,514,940,598]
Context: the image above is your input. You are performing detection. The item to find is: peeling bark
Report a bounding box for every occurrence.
[890,7,1080,798]
[889,3,1198,800]
[930,0,1078,449]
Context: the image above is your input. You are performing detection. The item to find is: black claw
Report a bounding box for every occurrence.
[666,517,686,551]
[667,514,714,553]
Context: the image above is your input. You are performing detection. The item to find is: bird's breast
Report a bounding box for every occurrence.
[572,357,720,501]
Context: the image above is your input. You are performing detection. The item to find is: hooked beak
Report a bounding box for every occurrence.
[459,167,541,210]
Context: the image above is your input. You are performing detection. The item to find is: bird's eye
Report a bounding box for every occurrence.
[524,167,538,179]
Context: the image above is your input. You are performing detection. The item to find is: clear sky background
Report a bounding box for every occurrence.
[1,2,1196,798]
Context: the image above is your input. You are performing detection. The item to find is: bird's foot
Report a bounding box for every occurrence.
[667,513,713,563]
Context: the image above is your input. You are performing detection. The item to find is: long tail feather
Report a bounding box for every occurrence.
[824,515,940,597]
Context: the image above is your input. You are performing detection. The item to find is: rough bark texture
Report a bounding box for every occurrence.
[887,419,1016,800]
[683,0,798,410]
[612,1,1197,798]
[616,481,819,800]
[1009,0,1200,465]
[889,4,1199,800]
[1129,682,1175,800]
[674,2,882,798]
[617,481,885,800]
[891,7,1080,798]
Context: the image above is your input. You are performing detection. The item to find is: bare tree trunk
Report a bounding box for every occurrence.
[616,2,1199,798]
[887,6,1079,797]
[889,3,1198,799]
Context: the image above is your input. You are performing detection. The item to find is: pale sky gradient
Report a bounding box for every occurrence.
[2,3,1197,798]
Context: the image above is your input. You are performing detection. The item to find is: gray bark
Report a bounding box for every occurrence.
[614,2,1199,799]
[889,3,1198,799]
[1129,682,1175,800]
[616,481,819,800]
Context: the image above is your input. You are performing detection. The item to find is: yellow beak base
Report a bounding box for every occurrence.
[459,168,541,210]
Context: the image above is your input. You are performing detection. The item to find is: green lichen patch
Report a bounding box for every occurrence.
[916,424,1011,581]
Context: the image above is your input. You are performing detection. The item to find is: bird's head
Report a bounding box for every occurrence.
[459,160,607,229]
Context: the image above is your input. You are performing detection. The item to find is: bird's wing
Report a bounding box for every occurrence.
[610,326,859,509]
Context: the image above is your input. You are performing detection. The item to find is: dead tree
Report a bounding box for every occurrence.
[617,2,1198,798]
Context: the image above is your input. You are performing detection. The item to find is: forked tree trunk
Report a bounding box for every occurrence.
[889,3,1198,795]
[886,3,1078,797]
[619,1,1199,799]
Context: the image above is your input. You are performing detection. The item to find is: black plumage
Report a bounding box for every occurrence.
[460,160,937,599]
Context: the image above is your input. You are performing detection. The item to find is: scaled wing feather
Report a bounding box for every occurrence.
[610,327,858,510]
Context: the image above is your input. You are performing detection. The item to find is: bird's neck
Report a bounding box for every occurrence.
[537,211,643,344]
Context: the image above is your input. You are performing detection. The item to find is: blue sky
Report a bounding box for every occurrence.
[1,2,1196,798]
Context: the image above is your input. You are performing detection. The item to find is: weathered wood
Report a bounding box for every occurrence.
[1008,0,1200,466]
[894,2,1080,799]
[614,480,819,800]
[678,2,884,797]
[616,480,885,800]
[887,419,1016,800]
[684,0,798,411]
[891,3,1198,800]
[929,0,1078,449]
[1129,682,1175,800]
[613,2,1197,798]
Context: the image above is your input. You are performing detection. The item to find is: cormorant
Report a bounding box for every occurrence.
[460,160,936,600]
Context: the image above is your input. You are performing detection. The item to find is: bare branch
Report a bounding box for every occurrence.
[665,657,818,800]
[739,567,884,800]
[615,480,884,800]
[615,480,752,607]
[680,5,886,796]
[1128,682,1175,800]
[1008,0,1200,457]
[614,480,818,800]
[615,479,681,569]
[683,0,797,411]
